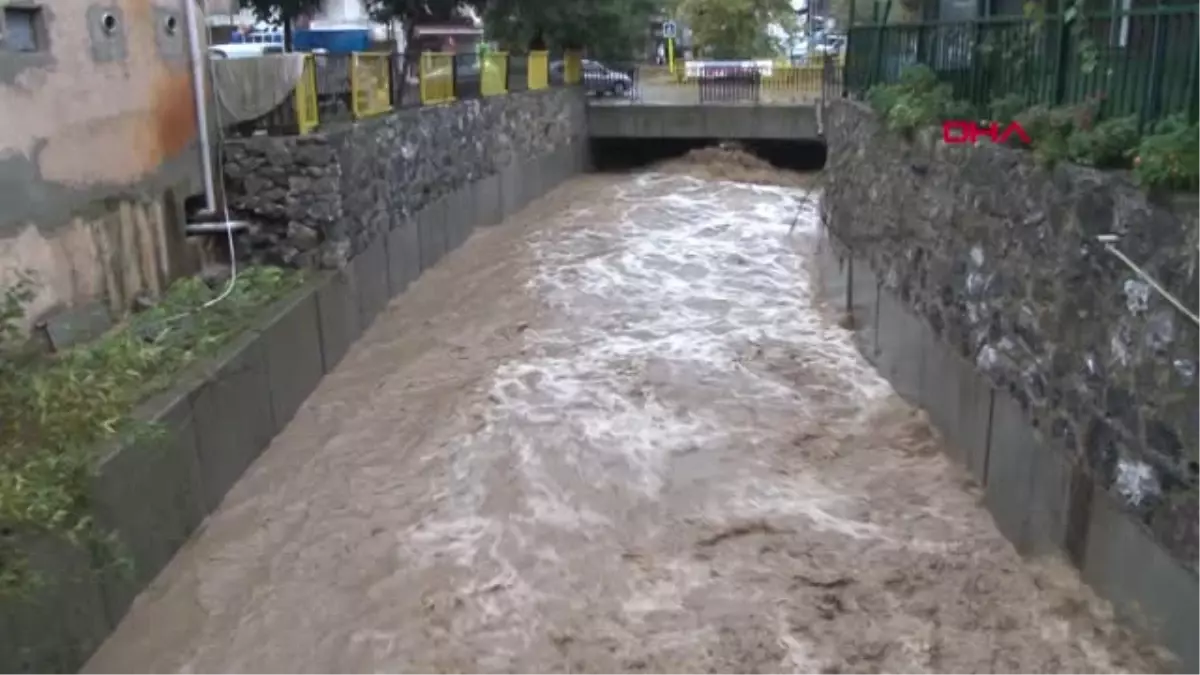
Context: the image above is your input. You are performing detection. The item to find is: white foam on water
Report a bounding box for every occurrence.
[395,171,900,666]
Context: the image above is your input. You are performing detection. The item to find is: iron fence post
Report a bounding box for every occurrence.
[1142,1,1168,131]
[1052,13,1070,106]
[1189,25,1200,122]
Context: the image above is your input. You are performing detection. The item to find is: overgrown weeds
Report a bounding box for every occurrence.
[0,266,305,597]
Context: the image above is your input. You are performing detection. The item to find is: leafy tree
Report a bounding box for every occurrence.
[238,0,321,49]
[678,0,798,58]
[482,0,659,58]
[365,0,487,55]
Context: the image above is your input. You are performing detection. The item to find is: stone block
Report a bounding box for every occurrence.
[315,268,361,372]
[1083,490,1200,673]
[88,380,207,622]
[354,235,390,329]
[260,285,325,428]
[983,390,1037,547]
[386,218,419,298]
[0,534,112,673]
[475,173,502,228]
[190,330,275,513]
[417,197,448,272]
[874,288,924,403]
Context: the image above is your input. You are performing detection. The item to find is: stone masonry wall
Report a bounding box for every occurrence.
[222,87,586,268]
[823,99,1198,570]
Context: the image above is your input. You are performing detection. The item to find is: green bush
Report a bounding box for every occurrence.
[1132,115,1200,192]
[0,265,305,596]
[1067,114,1139,169]
[988,94,1028,127]
[866,65,976,139]
[1011,101,1106,166]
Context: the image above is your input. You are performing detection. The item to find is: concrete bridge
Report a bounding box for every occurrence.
[587,103,821,141]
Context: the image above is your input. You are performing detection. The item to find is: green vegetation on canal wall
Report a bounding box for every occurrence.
[0,266,306,598]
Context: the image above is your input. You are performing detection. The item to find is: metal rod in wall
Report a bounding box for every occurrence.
[1096,234,1200,326]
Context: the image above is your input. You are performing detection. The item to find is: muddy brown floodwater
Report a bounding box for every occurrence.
[84,152,1172,674]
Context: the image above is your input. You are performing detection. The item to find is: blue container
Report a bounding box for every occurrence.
[293,28,371,54]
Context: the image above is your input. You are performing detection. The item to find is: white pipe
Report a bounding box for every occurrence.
[185,0,217,214]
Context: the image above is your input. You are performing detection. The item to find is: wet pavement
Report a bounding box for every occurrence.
[85,165,1167,673]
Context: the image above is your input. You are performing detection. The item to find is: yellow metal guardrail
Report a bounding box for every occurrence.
[294,53,319,134]
[351,52,393,119]
[528,50,549,90]
[563,50,583,85]
[761,65,823,96]
[481,52,508,96]
[420,51,455,104]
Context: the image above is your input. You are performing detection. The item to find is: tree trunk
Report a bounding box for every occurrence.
[529,30,546,51]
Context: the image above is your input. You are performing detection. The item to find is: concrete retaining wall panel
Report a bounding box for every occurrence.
[812,233,849,311]
[521,155,541,210]
[386,219,418,298]
[875,289,924,403]
[0,535,111,673]
[500,162,524,221]
[88,384,207,622]
[417,197,448,273]
[446,182,477,253]
[475,173,502,227]
[354,236,390,329]
[948,353,993,483]
[919,333,962,454]
[190,332,275,513]
[848,257,878,356]
[1083,490,1200,672]
[1023,437,1073,557]
[315,269,362,373]
[261,286,325,427]
[982,391,1038,546]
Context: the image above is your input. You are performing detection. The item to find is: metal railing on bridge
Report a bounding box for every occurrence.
[227,49,585,138]
[581,58,843,105]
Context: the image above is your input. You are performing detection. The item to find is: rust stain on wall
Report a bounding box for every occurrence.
[151,70,198,163]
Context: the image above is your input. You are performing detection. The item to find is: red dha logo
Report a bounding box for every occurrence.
[942,120,1032,145]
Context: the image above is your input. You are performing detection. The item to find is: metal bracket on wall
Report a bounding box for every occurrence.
[1097,233,1200,326]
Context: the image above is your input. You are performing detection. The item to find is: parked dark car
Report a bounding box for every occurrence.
[550,59,633,96]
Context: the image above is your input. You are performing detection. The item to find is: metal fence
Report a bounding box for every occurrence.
[841,5,1199,129]
[230,50,584,137]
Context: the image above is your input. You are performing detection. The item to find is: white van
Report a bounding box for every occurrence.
[208,43,285,59]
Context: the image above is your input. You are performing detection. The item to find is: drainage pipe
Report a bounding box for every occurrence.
[184,0,217,215]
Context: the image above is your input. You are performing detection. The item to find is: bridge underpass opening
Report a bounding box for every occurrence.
[589,138,828,173]
[84,146,1169,674]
